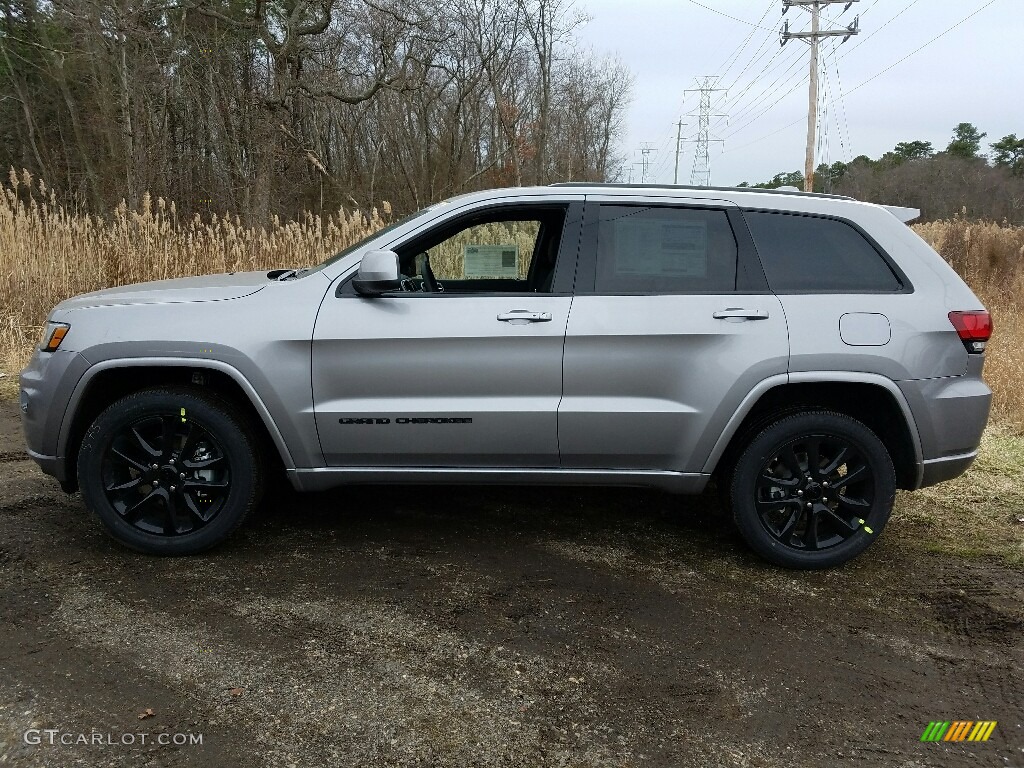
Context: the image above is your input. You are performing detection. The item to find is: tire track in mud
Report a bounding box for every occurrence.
[50,584,672,768]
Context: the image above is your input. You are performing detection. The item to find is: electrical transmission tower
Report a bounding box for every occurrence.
[638,143,657,183]
[781,1,860,192]
[684,77,726,187]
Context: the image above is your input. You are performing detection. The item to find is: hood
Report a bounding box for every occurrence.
[55,271,269,312]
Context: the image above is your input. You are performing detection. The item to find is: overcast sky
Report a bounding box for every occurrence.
[573,0,1019,187]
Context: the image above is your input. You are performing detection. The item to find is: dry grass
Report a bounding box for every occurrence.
[912,217,1024,428]
[894,423,1024,565]
[0,170,389,395]
[1,172,1023,424]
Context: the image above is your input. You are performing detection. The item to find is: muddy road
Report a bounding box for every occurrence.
[1,401,1021,767]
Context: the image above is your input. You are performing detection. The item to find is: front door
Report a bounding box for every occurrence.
[312,200,583,467]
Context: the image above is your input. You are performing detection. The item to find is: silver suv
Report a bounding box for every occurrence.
[20,184,992,568]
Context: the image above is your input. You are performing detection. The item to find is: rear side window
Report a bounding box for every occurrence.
[743,211,902,293]
[596,205,737,293]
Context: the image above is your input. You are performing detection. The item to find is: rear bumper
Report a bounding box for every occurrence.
[898,356,991,490]
[919,451,977,489]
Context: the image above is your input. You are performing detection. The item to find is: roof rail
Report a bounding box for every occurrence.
[547,182,853,201]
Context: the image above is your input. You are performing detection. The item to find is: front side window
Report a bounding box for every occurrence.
[596,206,738,293]
[396,206,567,293]
[743,211,903,292]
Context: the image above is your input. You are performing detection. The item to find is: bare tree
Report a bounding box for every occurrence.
[0,0,632,219]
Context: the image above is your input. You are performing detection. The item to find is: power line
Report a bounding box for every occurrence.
[682,0,776,30]
[822,39,852,161]
[715,0,778,82]
[709,32,798,132]
[647,1,793,180]
[817,47,832,190]
[710,16,812,130]
[719,47,808,134]
[721,0,1002,157]
[721,117,806,156]
[838,0,922,61]
[857,0,883,17]
[841,0,1000,97]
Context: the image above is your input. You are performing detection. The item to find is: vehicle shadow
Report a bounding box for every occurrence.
[247,480,744,563]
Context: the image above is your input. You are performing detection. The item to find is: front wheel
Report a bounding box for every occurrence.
[78,387,263,555]
[728,410,896,569]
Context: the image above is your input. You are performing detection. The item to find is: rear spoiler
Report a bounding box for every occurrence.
[882,205,920,223]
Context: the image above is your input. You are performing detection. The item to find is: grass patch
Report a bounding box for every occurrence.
[894,423,1024,566]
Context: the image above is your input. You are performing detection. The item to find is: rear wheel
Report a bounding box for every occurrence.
[729,410,895,569]
[78,387,262,555]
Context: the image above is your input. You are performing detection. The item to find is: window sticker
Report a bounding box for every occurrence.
[464,244,519,278]
[613,219,708,278]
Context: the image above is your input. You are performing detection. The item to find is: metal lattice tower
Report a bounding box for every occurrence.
[638,143,657,183]
[685,77,726,187]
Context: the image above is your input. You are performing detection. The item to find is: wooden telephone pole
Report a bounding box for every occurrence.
[781,1,860,192]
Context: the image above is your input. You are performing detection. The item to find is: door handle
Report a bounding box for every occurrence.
[713,308,770,321]
[497,310,553,323]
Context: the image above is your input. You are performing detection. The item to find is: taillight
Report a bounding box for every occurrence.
[948,310,992,353]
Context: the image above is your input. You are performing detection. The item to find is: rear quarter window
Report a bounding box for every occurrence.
[743,210,903,293]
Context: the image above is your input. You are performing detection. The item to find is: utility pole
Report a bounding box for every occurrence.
[673,119,686,184]
[782,1,860,192]
[684,77,726,187]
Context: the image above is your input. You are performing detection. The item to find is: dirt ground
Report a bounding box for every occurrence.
[1,401,1022,768]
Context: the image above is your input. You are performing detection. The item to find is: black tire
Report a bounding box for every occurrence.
[729,410,896,569]
[78,387,263,555]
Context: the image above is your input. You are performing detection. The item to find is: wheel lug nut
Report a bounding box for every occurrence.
[797,490,803,496]
[823,481,830,487]
[180,473,186,480]
[151,464,159,470]
[170,485,177,492]
[153,480,159,487]
[806,502,812,509]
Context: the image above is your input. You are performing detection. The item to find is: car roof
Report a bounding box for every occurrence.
[443,183,855,206]
[547,182,854,201]
[438,183,918,222]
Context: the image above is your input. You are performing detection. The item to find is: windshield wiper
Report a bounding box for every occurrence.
[267,268,310,281]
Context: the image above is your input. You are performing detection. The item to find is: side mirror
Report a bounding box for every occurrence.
[353,250,402,296]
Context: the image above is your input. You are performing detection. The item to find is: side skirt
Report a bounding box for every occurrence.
[287,467,710,495]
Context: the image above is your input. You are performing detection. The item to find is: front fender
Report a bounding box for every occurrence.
[57,356,307,476]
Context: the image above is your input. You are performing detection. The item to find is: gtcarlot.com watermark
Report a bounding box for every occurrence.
[24,729,203,747]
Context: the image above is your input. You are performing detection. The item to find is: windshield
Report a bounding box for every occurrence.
[306,206,433,274]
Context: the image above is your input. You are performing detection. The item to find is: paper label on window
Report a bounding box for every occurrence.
[614,220,708,277]
[464,244,519,278]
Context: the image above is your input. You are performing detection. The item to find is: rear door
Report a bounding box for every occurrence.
[559,196,790,472]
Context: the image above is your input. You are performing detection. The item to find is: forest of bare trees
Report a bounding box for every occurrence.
[0,0,632,220]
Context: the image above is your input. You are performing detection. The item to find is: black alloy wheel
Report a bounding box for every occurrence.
[101,412,231,536]
[754,434,874,552]
[729,410,896,569]
[78,387,262,555]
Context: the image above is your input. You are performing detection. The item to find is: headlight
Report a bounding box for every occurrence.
[40,322,70,352]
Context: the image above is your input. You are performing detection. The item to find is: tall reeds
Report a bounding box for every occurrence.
[2,170,1023,428]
